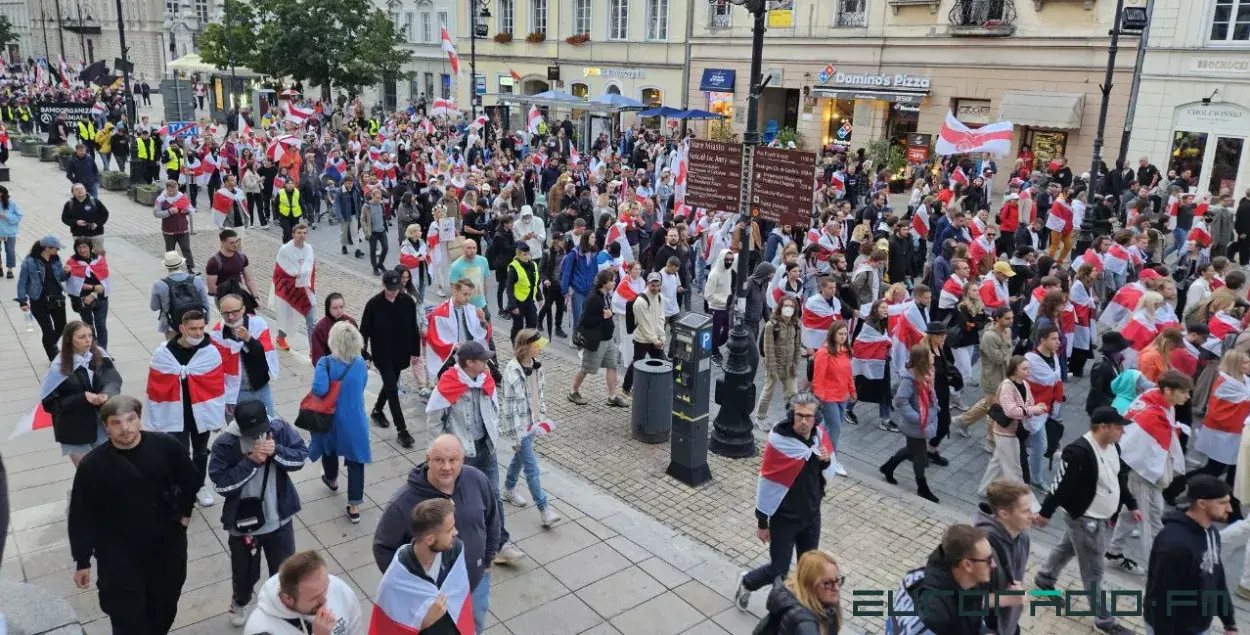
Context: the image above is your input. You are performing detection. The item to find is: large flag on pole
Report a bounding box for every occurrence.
[527,105,543,134]
[441,26,460,74]
[936,110,1013,156]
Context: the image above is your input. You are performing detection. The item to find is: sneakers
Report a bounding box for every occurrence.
[606,395,628,408]
[396,430,415,449]
[845,410,858,426]
[878,419,899,432]
[493,542,525,565]
[4,269,12,279]
[346,505,362,524]
[540,507,562,528]
[733,573,752,611]
[833,461,848,477]
[1104,552,1143,574]
[503,486,530,507]
[197,487,215,507]
[927,452,950,467]
[568,391,588,405]
[555,328,569,339]
[371,409,391,428]
[952,424,971,438]
[341,245,348,255]
[276,335,290,351]
[228,601,248,627]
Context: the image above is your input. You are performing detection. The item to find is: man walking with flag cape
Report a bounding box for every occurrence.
[734,392,833,612]
[372,499,474,635]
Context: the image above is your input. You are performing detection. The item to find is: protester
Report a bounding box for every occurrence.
[623,271,666,396]
[887,524,1007,635]
[17,236,68,360]
[206,229,261,312]
[64,237,110,349]
[0,184,21,280]
[61,183,108,252]
[360,270,419,448]
[880,344,942,503]
[372,499,473,634]
[812,320,854,477]
[569,270,628,407]
[39,321,121,467]
[212,294,279,414]
[243,550,363,635]
[309,292,356,367]
[270,223,317,349]
[756,295,802,425]
[154,179,197,273]
[973,479,1034,635]
[150,251,211,339]
[498,329,561,528]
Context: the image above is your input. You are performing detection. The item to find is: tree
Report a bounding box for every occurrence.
[199,0,412,99]
[0,16,16,50]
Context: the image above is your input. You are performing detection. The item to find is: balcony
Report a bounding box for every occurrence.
[709,11,732,30]
[948,0,1017,36]
[834,11,867,27]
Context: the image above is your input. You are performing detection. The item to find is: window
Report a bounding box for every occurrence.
[499,75,515,94]
[709,0,731,28]
[421,12,431,42]
[835,0,866,27]
[570,82,588,98]
[194,0,208,23]
[425,72,435,100]
[403,12,414,42]
[498,0,514,33]
[441,74,451,99]
[574,0,591,35]
[609,0,628,39]
[530,0,547,34]
[165,0,177,17]
[646,0,669,40]
[410,78,421,100]
[1211,0,1250,42]
[438,11,449,33]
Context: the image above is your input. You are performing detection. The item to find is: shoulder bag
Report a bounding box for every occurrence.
[295,358,348,434]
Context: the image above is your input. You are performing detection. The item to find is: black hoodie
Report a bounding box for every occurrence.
[889,547,986,635]
[372,464,500,588]
[757,419,828,530]
[1145,510,1236,635]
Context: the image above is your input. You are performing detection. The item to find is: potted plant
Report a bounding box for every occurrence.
[101,170,129,191]
[493,32,513,43]
[526,31,546,43]
[56,144,73,171]
[775,126,801,149]
[19,139,38,157]
[565,33,589,45]
[38,143,61,162]
[134,183,160,206]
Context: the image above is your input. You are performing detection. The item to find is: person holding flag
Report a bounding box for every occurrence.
[269,223,317,350]
[65,237,111,349]
[734,392,832,612]
[212,172,248,229]
[154,179,197,274]
[372,499,473,635]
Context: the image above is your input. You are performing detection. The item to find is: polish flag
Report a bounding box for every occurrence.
[1099,281,1145,330]
[979,275,1009,312]
[936,110,1014,156]
[756,425,835,518]
[801,293,841,350]
[65,255,110,298]
[850,320,890,380]
[527,105,543,134]
[441,26,460,74]
[1069,280,1096,352]
[1119,388,1186,484]
[424,300,490,378]
[211,188,246,228]
[1121,310,1159,368]
[284,104,313,126]
[372,546,475,635]
[1195,373,1250,466]
[209,316,278,405]
[911,208,930,240]
[145,343,226,434]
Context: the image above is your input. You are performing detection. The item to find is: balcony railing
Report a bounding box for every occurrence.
[709,11,732,29]
[948,0,1017,36]
[835,10,867,27]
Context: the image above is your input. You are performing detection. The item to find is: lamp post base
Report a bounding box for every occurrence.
[710,324,758,458]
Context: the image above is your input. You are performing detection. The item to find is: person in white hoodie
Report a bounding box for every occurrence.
[244,550,363,635]
[512,206,547,266]
[703,248,736,366]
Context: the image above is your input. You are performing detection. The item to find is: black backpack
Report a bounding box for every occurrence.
[164,276,201,330]
[624,295,646,334]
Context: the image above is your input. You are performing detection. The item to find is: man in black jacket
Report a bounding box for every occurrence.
[1085,333,1131,415]
[734,392,830,610]
[887,219,914,285]
[376,499,465,634]
[1145,475,1237,635]
[214,294,276,415]
[1234,187,1250,266]
[69,395,201,635]
[886,524,999,635]
[1034,406,1138,635]
[361,270,420,449]
[62,183,108,252]
[66,144,100,198]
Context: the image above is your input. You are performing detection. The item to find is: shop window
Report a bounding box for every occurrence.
[499,75,515,94]
[825,99,854,147]
[887,103,919,145]
[571,82,589,99]
[1208,137,1244,196]
[708,92,733,138]
[1210,0,1250,42]
[1022,128,1068,173]
[641,87,663,128]
[1169,131,1208,184]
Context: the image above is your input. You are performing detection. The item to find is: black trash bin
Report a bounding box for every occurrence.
[631,358,673,444]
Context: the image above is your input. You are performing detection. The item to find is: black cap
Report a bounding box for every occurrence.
[457,340,493,362]
[1090,406,1127,427]
[382,270,403,291]
[925,321,947,335]
[234,400,270,437]
[1099,332,1131,354]
[1187,474,1232,501]
[516,242,531,252]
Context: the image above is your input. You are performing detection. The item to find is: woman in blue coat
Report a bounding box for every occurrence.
[310,320,372,523]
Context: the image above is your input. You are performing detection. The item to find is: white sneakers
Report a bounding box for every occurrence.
[197,487,215,507]
[228,602,248,627]
[503,487,529,507]
[540,507,562,528]
[494,543,525,565]
[833,462,848,477]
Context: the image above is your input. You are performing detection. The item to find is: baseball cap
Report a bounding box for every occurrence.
[39,236,62,249]
[646,272,662,283]
[382,270,403,291]
[457,340,493,362]
[1187,474,1232,502]
[992,261,1016,277]
[234,400,270,438]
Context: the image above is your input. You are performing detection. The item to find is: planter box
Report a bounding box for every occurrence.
[38,144,59,162]
[19,142,37,157]
[58,155,70,171]
[101,171,129,191]
[128,184,138,201]
[134,185,160,206]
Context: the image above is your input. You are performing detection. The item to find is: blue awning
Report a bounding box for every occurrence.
[699,69,736,93]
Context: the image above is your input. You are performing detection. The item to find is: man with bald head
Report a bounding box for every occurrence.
[373,433,500,631]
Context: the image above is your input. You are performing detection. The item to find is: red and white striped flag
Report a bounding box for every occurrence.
[1069,280,1096,352]
[950,165,968,186]
[65,255,110,298]
[889,300,928,375]
[938,275,965,310]
[801,293,841,350]
[146,343,226,433]
[441,25,460,74]
[911,208,930,240]
[372,546,475,635]
[1022,285,1048,322]
[209,316,278,405]
[237,114,252,138]
[431,98,454,117]
[211,188,246,228]
[527,105,543,134]
[850,321,889,380]
[1044,198,1074,235]
[605,221,634,264]
[90,101,106,118]
[1025,349,1064,428]
[1104,243,1131,276]
[1195,373,1250,465]
[1121,310,1159,369]
[1119,389,1186,484]
[569,144,580,166]
[1210,311,1241,342]
[469,115,488,130]
[829,171,845,195]
[979,275,1009,312]
[612,275,645,315]
[936,110,1013,156]
[1189,217,1212,249]
[424,301,491,378]
[1099,281,1144,330]
[1077,248,1104,274]
[756,426,835,518]
[9,355,103,439]
[284,104,313,125]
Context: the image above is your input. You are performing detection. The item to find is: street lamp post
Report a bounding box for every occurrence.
[709,0,767,459]
[469,0,491,118]
[1088,0,1127,198]
[113,0,135,124]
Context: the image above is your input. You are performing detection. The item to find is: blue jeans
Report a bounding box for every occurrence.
[1165,227,1188,258]
[570,290,588,331]
[236,384,275,416]
[320,456,365,506]
[1,236,15,269]
[465,440,509,545]
[850,399,891,420]
[278,310,318,341]
[504,435,548,511]
[820,400,848,450]
[1027,423,1048,487]
[471,570,491,633]
[77,296,109,350]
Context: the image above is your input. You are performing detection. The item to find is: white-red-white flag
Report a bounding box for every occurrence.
[442,26,460,74]
[936,110,1013,156]
[527,105,543,134]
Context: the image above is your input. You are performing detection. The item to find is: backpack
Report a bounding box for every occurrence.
[624,295,647,334]
[164,276,201,330]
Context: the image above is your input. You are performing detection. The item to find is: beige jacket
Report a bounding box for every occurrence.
[632,291,665,344]
[980,327,1013,397]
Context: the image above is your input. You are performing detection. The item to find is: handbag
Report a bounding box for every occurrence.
[295,358,347,434]
[232,459,271,534]
[988,403,1012,428]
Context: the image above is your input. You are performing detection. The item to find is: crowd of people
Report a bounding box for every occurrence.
[5,63,1250,635]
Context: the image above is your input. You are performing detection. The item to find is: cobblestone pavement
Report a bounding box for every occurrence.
[2,125,1246,633]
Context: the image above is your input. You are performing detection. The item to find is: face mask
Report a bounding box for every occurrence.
[184,335,204,346]
[781,306,795,318]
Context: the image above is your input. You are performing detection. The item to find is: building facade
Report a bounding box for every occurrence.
[689,0,1141,181]
[0,0,33,62]
[1126,0,1250,199]
[27,0,167,82]
[377,0,457,107]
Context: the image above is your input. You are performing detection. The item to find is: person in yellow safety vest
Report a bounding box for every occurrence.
[164,143,183,183]
[504,242,541,340]
[368,118,380,137]
[134,129,159,184]
[274,180,302,242]
[13,104,31,134]
[77,118,98,155]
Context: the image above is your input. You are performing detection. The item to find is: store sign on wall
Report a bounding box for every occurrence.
[826,72,931,89]
[955,100,992,125]
[1191,58,1250,74]
[1175,103,1248,130]
[583,67,646,79]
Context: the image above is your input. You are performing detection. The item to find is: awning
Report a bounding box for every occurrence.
[700,69,736,93]
[169,54,262,78]
[998,91,1084,130]
[809,86,928,106]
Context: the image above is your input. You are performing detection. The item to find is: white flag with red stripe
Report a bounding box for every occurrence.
[851,321,890,380]
[911,206,930,240]
[1104,243,1131,276]
[605,221,634,265]
[209,316,279,405]
[284,104,313,126]
[65,255,110,297]
[801,294,841,350]
[1069,280,1096,351]
[938,275,965,310]
[424,300,491,378]
[9,354,111,439]
[936,110,1014,156]
[372,546,475,635]
[1077,248,1104,275]
[1195,373,1250,465]
[527,105,543,134]
[1119,389,1186,484]
[1210,311,1241,342]
[756,426,835,518]
[1189,217,1213,249]
[1099,281,1144,330]
[1045,198,1074,234]
[950,165,968,186]
[441,25,460,74]
[889,300,928,376]
[1024,350,1063,432]
[146,344,226,434]
[211,188,246,228]
[1121,310,1159,369]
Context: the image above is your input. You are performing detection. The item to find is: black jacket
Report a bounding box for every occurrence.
[1086,354,1122,415]
[488,227,516,269]
[61,196,109,237]
[1145,511,1236,635]
[900,548,986,635]
[756,419,828,530]
[43,356,123,445]
[763,578,838,635]
[578,289,614,351]
[360,291,420,364]
[1039,436,1137,520]
[66,154,99,188]
[220,315,274,390]
[887,233,913,283]
[1236,196,1250,235]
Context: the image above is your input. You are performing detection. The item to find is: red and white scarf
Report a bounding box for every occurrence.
[1025,350,1063,431]
[146,343,226,434]
[66,255,110,297]
[1120,389,1186,484]
[851,320,889,380]
[801,293,841,350]
[372,547,475,635]
[756,425,835,518]
[211,187,247,228]
[11,352,109,439]
[612,276,645,315]
[1121,309,1159,369]
[978,275,1009,313]
[209,315,278,405]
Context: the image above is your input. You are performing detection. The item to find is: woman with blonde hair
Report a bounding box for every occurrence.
[309,320,372,523]
[759,549,843,635]
[1137,327,1184,383]
[1122,291,1165,368]
[499,328,562,527]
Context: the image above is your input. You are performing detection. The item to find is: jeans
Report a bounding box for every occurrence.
[1165,227,1188,259]
[173,428,211,489]
[77,296,109,350]
[504,435,548,510]
[0,235,15,269]
[321,456,365,506]
[235,384,275,416]
[464,439,509,545]
[570,290,588,331]
[85,182,99,199]
[742,516,821,591]
[368,231,388,271]
[820,400,848,452]
[1026,423,1048,487]
[471,570,491,633]
[227,521,295,606]
[1036,514,1118,630]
